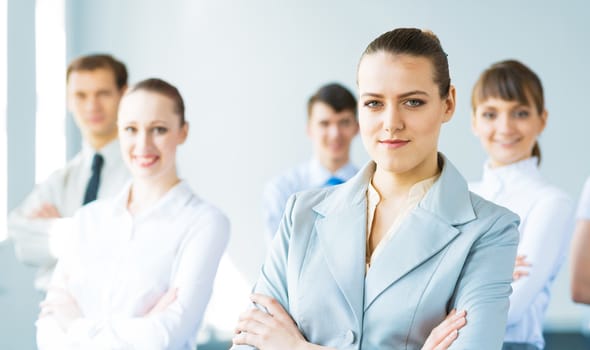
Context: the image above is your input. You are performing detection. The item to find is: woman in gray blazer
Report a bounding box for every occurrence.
[232,28,520,350]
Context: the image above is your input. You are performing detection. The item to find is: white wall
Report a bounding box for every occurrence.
[2,1,585,346]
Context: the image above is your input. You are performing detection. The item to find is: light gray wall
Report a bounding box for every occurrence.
[65,0,590,331]
[4,1,589,347]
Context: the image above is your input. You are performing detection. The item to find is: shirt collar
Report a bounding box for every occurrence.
[367,173,439,206]
[308,157,358,187]
[481,157,541,189]
[111,180,196,220]
[82,139,122,170]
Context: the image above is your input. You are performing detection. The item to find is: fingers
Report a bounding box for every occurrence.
[514,255,532,267]
[234,318,267,336]
[513,270,529,281]
[145,288,179,316]
[432,329,458,350]
[233,330,261,348]
[29,203,62,219]
[158,288,178,306]
[236,308,274,330]
[422,309,466,350]
[250,293,293,324]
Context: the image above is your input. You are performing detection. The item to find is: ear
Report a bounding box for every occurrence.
[178,121,189,145]
[441,85,456,123]
[471,111,479,136]
[538,109,548,134]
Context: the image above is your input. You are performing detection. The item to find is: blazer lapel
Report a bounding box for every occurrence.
[314,201,366,327]
[312,162,374,327]
[364,208,459,310]
[364,154,476,311]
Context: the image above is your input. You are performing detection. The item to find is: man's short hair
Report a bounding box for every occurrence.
[307,83,357,119]
[66,54,128,89]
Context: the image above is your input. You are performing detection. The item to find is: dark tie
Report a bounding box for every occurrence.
[83,153,104,205]
[324,176,344,187]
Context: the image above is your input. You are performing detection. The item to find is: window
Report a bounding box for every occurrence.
[0,0,7,242]
[35,0,65,183]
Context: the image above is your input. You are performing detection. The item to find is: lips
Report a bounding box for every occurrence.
[379,139,410,149]
[493,138,522,147]
[133,155,159,167]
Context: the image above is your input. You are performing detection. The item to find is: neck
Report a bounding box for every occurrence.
[320,156,349,174]
[372,152,439,201]
[87,131,118,151]
[127,174,180,215]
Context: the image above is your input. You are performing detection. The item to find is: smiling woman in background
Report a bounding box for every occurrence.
[231,28,519,350]
[469,60,575,350]
[35,78,230,350]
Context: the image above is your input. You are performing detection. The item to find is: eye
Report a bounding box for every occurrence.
[123,126,137,133]
[153,126,168,135]
[403,99,424,107]
[513,109,530,119]
[481,111,496,120]
[363,100,383,109]
[339,119,352,127]
[97,90,113,97]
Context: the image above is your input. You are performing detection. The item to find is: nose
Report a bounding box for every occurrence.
[327,123,340,139]
[496,113,515,134]
[383,105,404,133]
[84,95,100,112]
[135,129,153,152]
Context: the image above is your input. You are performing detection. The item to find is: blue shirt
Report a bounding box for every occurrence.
[470,157,575,349]
[262,158,358,238]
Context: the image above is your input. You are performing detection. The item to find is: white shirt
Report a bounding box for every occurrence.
[35,180,230,350]
[7,140,129,290]
[577,177,590,219]
[470,157,574,349]
[262,158,358,238]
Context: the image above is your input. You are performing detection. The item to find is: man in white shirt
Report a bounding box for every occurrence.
[263,83,359,238]
[8,54,130,290]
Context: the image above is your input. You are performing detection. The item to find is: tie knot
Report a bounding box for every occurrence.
[324,176,344,187]
[91,153,104,173]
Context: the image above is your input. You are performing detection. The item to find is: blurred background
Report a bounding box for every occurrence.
[1,0,590,349]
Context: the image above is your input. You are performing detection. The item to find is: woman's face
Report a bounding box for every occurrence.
[117,90,188,183]
[472,97,546,168]
[357,52,455,176]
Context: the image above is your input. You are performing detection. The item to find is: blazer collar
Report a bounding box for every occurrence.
[311,153,476,318]
[313,153,475,225]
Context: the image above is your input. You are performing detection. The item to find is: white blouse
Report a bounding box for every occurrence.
[577,177,590,219]
[36,180,230,350]
[470,157,574,349]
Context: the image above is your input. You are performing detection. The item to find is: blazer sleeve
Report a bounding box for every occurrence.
[448,211,520,350]
[232,194,297,350]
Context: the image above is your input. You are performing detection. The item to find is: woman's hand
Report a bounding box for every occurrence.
[38,287,83,331]
[144,288,178,317]
[233,293,308,350]
[421,309,466,350]
[513,254,532,281]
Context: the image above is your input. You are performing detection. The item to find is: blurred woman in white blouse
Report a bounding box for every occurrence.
[36,78,230,350]
[469,60,575,350]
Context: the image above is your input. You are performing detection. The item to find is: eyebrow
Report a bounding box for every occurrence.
[361,90,430,99]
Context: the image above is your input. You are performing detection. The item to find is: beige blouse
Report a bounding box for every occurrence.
[366,174,440,271]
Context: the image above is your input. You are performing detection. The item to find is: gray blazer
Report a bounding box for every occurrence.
[235,155,519,350]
